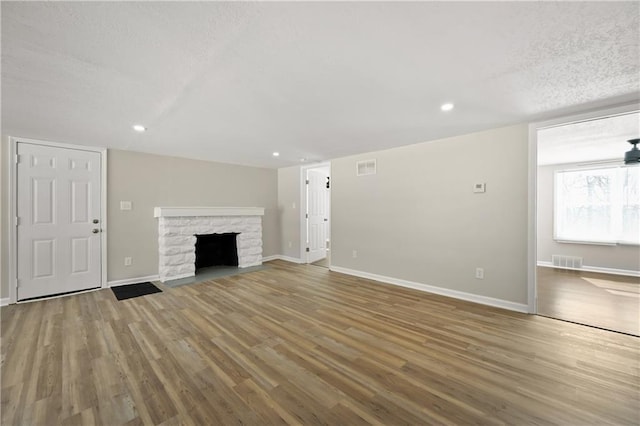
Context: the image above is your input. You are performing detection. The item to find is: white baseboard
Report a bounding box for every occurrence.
[329,265,529,313]
[537,261,640,277]
[263,255,305,264]
[279,255,305,264]
[107,274,160,287]
[0,297,9,307]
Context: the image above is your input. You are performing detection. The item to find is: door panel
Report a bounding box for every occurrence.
[307,169,329,263]
[71,181,90,223]
[17,143,102,300]
[71,238,90,273]
[33,239,55,278]
[33,178,55,224]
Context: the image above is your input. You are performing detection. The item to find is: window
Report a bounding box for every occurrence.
[554,166,640,245]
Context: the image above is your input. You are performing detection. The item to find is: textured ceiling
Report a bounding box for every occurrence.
[538,112,640,166]
[2,2,639,168]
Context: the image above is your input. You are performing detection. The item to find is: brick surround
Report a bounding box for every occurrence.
[154,207,264,282]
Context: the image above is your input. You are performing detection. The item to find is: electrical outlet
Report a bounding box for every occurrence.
[352,250,358,258]
[120,201,132,210]
[475,267,484,279]
[124,257,132,266]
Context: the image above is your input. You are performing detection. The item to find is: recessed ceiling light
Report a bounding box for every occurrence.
[272,152,280,157]
[440,103,454,112]
[133,124,147,132]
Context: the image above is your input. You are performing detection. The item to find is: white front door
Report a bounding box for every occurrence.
[17,142,102,300]
[306,169,328,263]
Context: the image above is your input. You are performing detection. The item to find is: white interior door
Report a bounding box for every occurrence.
[307,169,328,263]
[17,142,102,300]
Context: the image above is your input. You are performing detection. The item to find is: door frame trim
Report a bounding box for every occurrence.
[8,137,108,304]
[299,162,331,264]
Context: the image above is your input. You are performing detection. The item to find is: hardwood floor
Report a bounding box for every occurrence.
[537,266,640,336]
[2,260,639,425]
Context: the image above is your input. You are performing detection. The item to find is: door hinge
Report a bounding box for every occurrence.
[306,247,310,252]
[305,179,309,185]
[15,154,21,164]
[305,213,308,219]
[15,216,20,226]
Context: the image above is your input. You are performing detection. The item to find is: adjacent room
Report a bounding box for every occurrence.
[1,2,639,425]
[536,112,640,336]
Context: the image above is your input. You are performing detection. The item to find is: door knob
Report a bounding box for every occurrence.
[92,229,99,234]
[93,219,99,224]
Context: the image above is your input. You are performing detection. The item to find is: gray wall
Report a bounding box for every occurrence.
[330,124,529,304]
[0,145,278,297]
[277,166,302,259]
[0,125,542,306]
[537,163,640,271]
[107,149,279,282]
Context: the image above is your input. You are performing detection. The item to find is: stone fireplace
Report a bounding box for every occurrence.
[154,207,264,282]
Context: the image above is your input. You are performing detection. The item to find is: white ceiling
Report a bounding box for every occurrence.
[538,111,640,166]
[2,2,639,168]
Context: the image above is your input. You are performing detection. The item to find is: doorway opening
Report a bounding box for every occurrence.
[302,164,331,268]
[535,109,640,336]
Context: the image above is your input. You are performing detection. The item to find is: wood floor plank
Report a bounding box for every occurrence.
[2,260,639,425]
[537,266,640,336]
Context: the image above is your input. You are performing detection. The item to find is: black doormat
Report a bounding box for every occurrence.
[111,282,162,301]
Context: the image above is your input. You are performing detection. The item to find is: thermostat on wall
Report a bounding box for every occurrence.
[473,183,486,193]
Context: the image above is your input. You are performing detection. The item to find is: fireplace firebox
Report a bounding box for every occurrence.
[194,233,240,270]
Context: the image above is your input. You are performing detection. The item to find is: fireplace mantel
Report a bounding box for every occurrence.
[154,206,265,218]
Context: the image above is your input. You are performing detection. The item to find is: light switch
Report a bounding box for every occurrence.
[120,201,132,210]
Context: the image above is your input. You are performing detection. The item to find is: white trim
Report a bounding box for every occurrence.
[9,138,17,304]
[528,101,640,316]
[330,265,529,313]
[537,261,640,278]
[0,298,9,307]
[535,104,640,131]
[9,136,108,153]
[299,166,306,263]
[8,137,108,304]
[107,274,161,287]
[101,146,108,290]
[279,255,305,264]
[262,255,305,264]
[154,206,264,218]
[553,240,618,246]
[528,122,537,314]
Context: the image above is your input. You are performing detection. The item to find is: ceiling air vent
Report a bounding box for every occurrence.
[356,159,376,176]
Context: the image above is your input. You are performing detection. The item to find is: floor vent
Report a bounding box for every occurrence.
[356,159,376,176]
[552,255,583,269]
